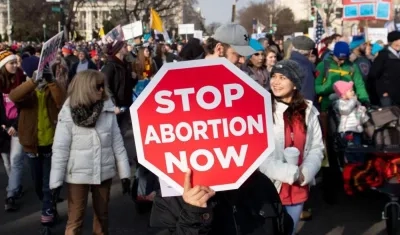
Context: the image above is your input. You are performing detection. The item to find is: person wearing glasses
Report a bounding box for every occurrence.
[49,70,131,234]
[240,39,270,89]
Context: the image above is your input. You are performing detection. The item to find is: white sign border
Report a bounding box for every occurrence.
[130,57,275,195]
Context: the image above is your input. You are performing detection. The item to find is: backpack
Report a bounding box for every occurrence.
[248,172,294,235]
[130,165,160,214]
[368,106,400,149]
[132,79,151,102]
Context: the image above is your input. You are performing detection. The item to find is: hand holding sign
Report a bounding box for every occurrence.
[182,169,215,208]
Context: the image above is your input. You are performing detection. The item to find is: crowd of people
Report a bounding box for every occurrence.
[0,22,399,235]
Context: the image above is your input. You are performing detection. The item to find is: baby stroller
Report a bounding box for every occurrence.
[326,103,400,235]
[40,188,61,235]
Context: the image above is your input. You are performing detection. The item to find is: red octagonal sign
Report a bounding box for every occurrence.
[130,58,275,194]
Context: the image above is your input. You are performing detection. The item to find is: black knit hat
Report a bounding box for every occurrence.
[270,60,304,90]
[179,38,205,61]
[388,31,400,43]
[106,40,125,56]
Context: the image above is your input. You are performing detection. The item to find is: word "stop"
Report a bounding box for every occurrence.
[155,83,244,114]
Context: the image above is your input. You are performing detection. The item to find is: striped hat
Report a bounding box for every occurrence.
[0,50,17,69]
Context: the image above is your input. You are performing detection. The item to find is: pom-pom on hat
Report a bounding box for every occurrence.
[0,50,17,69]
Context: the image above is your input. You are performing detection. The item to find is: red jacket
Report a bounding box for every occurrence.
[279,113,309,206]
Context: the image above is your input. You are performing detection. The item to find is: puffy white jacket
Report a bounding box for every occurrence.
[49,98,131,189]
[259,100,324,193]
[334,98,369,133]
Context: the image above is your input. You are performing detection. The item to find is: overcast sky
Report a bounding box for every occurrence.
[198,0,265,24]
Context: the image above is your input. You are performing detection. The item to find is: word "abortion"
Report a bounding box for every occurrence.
[145,115,264,144]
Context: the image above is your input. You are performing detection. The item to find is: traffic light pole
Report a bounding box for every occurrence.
[60,0,67,41]
[7,0,11,45]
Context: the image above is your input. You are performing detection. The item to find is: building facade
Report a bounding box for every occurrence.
[0,3,7,40]
[0,0,191,41]
[74,0,184,41]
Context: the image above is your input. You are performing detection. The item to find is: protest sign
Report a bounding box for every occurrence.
[37,31,63,81]
[130,58,275,195]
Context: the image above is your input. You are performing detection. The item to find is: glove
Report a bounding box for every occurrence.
[121,178,131,195]
[51,186,62,198]
[31,70,40,83]
[361,101,370,108]
[42,72,54,83]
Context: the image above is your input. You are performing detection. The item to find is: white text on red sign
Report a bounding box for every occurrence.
[144,83,265,173]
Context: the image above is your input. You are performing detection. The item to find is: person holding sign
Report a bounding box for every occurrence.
[259,60,324,234]
[8,70,64,225]
[149,24,294,235]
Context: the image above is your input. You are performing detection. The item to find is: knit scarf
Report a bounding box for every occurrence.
[143,58,152,78]
[71,101,103,127]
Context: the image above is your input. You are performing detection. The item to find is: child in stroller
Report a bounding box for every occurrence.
[331,80,370,163]
[328,87,400,235]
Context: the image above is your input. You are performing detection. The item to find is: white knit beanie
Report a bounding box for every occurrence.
[0,50,17,69]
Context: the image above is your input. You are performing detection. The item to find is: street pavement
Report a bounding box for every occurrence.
[0,161,393,235]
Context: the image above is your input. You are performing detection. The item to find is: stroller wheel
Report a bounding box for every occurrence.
[40,226,52,235]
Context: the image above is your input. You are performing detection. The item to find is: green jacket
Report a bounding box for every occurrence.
[315,57,370,111]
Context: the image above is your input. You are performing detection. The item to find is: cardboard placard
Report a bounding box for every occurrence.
[122,21,143,40]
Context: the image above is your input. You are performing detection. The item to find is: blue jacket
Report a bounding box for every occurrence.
[290,51,316,101]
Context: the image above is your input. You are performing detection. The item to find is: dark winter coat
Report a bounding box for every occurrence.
[148,171,293,235]
[68,59,98,83]
[290,51,316,102]
[101,56,137,108]
[368,48,400,106]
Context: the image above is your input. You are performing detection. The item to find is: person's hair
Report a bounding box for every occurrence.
[272,89,308,131]
[323,36,334,46]
[179,38,205,61]
[265,48,277,67]
[134,47,150,76]
[155,43,164,59]
[376,40,384,46]
[204,37,230,55]
[246,55,265,68]
[310,48,320,65]
[68,70,109,108]
[0,66,16,91]
[258,38,267,45]
[266,48,277,57]
[266,34,281,53]
[284,43,293,60]
[331,33,342,40]
[23,45,35,56]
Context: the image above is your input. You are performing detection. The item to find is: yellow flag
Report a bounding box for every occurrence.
[99,27,105,38]
[150,8,163,32]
